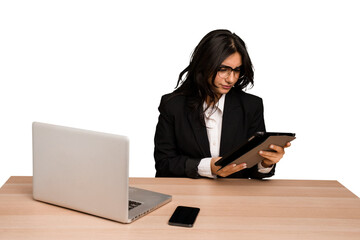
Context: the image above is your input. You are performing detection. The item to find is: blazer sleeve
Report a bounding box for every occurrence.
[154,96,201,178]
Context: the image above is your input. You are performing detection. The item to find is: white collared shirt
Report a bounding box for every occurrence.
[197,94,273,178]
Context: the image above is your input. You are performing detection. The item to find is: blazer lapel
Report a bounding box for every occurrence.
[220,92,244,156]
[187,109,211,157]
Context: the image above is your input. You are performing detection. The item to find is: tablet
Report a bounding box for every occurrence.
[214,132,296,170]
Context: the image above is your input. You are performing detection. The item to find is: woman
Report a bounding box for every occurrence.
[154,29,290,179]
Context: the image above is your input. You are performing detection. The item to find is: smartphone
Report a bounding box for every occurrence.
[168,206,200,228]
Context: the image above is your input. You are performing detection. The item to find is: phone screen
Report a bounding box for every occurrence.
[168,206,200,227]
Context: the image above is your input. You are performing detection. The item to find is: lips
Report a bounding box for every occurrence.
[221,85,232,89]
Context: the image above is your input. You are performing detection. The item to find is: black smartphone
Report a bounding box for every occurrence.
[168,206,200,228]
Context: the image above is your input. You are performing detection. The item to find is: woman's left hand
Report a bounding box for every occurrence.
[259,142,291,168]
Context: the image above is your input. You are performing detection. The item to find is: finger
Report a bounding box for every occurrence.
[217,163,247,177]
[259,151,282,163]
[218,162,246,174]
[284,142,291,148]
[269,144,285,153]
[259,150,281,159]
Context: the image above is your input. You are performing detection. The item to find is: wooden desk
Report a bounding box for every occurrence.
[0,177,359,239]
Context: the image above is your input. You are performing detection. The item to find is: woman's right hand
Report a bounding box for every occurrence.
[211,157,247,177]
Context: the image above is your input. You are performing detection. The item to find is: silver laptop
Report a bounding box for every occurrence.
[32,122,171,223]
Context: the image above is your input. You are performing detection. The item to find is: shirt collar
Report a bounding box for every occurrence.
[217,94,225,113]
[203,94,226,114]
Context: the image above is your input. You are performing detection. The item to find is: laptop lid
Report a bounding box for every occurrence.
[32,122,131,223]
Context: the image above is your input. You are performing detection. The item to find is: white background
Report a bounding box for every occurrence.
[1,0,359,197]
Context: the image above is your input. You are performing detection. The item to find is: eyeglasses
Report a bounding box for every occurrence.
[217,65,242,79]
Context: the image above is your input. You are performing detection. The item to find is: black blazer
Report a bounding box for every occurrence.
[154,87,275,179]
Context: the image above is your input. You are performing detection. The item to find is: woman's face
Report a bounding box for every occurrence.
[211,52,242,98]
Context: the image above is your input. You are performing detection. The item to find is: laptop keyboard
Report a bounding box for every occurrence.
[128,200,142,210]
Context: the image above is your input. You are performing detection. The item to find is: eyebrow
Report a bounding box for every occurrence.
[219,65,242,69]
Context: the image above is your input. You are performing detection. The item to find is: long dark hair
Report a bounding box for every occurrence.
[174,29,254,113]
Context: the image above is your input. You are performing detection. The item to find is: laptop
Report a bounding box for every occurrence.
[32,122,172,223]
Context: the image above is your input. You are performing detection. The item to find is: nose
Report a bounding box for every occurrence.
[226,71,237,84]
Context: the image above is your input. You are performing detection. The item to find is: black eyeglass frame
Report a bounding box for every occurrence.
[217,65,244,79]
